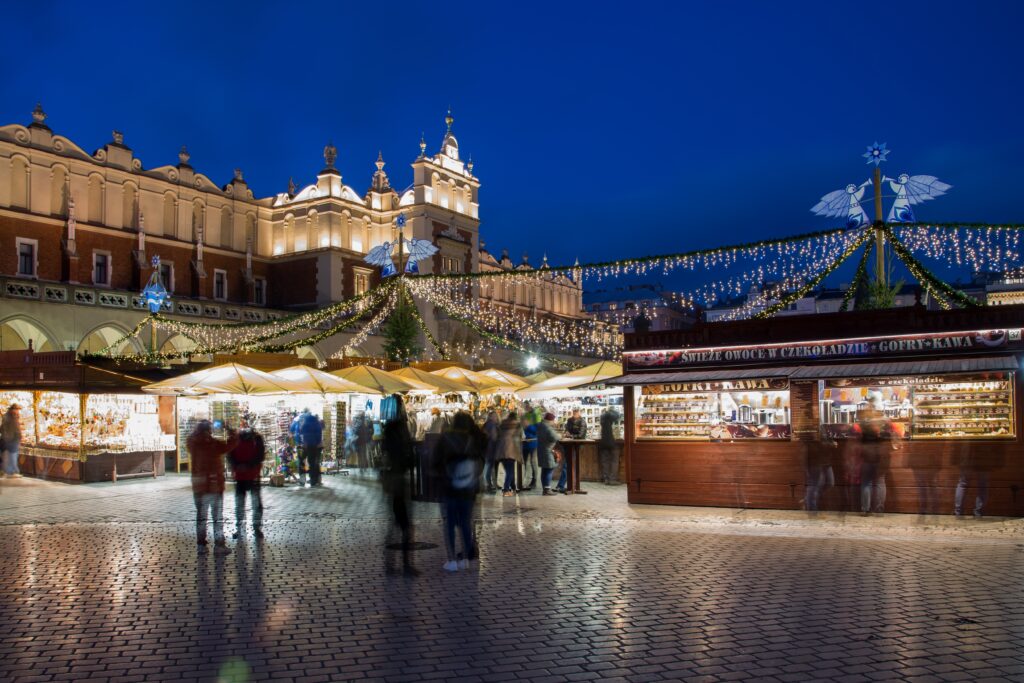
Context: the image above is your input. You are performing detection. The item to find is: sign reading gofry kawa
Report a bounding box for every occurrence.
[624,329,1022,371]
[642,377,789,394]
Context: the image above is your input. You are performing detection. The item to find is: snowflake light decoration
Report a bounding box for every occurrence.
[863,141,889,166]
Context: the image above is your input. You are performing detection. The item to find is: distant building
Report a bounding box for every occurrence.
[585,284,695,332]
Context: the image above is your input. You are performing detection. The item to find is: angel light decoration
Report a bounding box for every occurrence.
[141,255,170,314]
[811,143,951,225]
[363,212,439,276]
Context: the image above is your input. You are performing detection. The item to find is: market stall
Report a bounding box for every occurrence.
[517,361,625,484]
[616,305,1024,516]
[391,366,475,438]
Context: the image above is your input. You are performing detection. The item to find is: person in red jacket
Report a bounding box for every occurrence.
[228,419,266,541]
[188,420,239,554]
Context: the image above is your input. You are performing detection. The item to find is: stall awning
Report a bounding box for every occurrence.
[789,355,1019,379]
[604,366,798,386]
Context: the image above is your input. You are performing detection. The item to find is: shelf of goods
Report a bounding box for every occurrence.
[0,390,35,445]
[911,379,1013,439]
[635,388,790,441]
[547,396,624,439]
[83,394,175,454]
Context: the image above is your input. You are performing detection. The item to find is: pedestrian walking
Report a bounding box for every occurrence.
[537,412,560,495]
[188,420,239,554]
[435,412,486,571]
[228,419,266,540]
[1,403,23,478]
[497,411,523,496]
[481,410,500,493]
[858,396,896,515]
[381,395,418,576]
[294,408,324,487]
[598,407,621,484]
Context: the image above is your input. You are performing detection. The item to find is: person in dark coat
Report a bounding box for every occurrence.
[382,395,418,576]
[294,408,324,487]
[188,420,239,553]
[435,411,486,572]
[598,407,622,485]
[481,410,500,493]
[497,411,523,496]
[228,419,266,540]
[537,413,560,495]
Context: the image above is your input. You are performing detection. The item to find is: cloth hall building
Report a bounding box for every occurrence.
[0,106,589,363]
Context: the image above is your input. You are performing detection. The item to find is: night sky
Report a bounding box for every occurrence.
[3,1,1022,274]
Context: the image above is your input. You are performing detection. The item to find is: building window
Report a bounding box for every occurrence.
[214,269,227,301]
[354,269,371,296]
[93,251,111,286]
[159,262,175,293]
[253,277,266,306]
[16,238,37,277]
[440,256,462,274]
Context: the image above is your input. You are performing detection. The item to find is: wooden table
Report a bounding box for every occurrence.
[559,439,592,494]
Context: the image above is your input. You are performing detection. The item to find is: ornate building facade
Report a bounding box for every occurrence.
[0,105,587,362]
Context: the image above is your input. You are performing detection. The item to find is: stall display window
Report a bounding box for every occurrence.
[0,391,35,446]
[635,381,791,440]
[818,372,1014,440]
[36,392,81,450]
[84,394,175,453]
[820,382,912,440]
[546,395,624,438]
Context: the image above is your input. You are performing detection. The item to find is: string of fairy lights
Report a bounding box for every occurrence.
[81,222,1023,367]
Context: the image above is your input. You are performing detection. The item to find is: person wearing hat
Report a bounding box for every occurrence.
[1,403,23,478]
[536,412,560,495]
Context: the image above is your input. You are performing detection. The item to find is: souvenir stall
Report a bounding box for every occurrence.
[430,366,523,420]
[615,305,1024,515]
[19,390,175,482]
[517,361,625,486]
[391,367,475,438]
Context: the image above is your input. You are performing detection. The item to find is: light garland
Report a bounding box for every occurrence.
[886,227,981,309]
[839,240,874,312]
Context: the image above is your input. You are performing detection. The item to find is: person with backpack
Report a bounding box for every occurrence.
[228,419,266,540]
[434,411,486,572]
[381,395,418,576]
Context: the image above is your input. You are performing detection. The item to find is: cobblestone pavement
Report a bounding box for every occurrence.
[1,474,1022,682]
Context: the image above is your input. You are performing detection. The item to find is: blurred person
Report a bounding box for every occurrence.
[1,403,23,477]
[228,419,266,540]
[565,409,587,440]
[382,395,418,576]
[521,413,538,490]
[427,407,446,434]
[295,408,324,487]
[356,415,373,470]
[537,412,560,495]
[804,428,836,513]
[954,442,1002,519]
[598,407,621,485]
[481,410,500,493]
[188,420,239,554]
[497,411,523,496]
[435,411,486,571]
[858,396,896,516]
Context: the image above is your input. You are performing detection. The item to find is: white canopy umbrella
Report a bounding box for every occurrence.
[330,365,433,394]
[269,365,370,395]
[392,366,475,394]
[517,361,624,399]
[430,366,506,394]
[479,368,532,390]
[142,362,304,396]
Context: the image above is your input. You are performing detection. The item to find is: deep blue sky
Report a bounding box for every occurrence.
[3,1,1023,272]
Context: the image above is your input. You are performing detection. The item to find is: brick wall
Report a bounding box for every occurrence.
[268,257,318,308]
[0,214,62,280]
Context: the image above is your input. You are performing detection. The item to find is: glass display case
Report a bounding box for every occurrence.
[635,381,791,440]
[818,372,1014,440]
[83,394,176,453]
[545,394,624,439]
[35,392,82,450]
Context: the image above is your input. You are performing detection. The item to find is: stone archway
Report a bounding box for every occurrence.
[77,323,144,355]
[0,316,59,352]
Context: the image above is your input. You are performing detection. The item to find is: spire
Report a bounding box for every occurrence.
[419,133,426,158]
[467,155,474,175]
[30,103,49,128]
[445,107,454,133]
[371,151,390,192]
[178,145,191,167]
[288,177,296,196]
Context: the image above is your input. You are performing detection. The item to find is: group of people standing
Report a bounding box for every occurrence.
[481,405,621,496]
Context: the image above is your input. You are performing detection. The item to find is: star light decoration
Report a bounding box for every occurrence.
[863,141,890,166]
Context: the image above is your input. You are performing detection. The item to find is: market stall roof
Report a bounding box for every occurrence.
[788,355,1019,379]
[479,368,532,390]
[330,365,433,394]
[604,366,797,385]
[269,365,370,394]
[430,366,506,394]
[391,366,475,393]
[518,361,624,397]
[141,362,303,396]
[524,370,558,384]
[603,356,1019,385]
